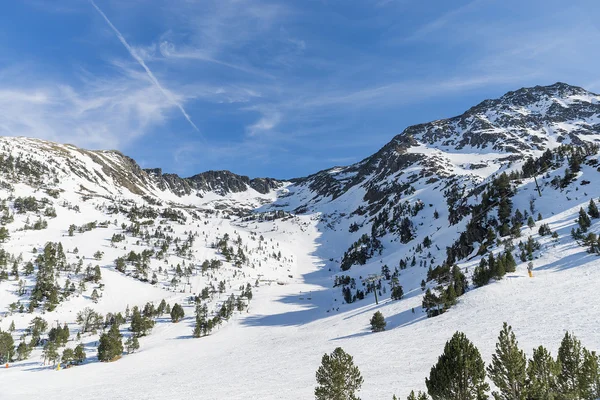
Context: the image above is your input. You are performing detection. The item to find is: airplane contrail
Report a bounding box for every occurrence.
[90,0,199,131]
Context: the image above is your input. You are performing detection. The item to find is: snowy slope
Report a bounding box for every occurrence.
[2,82,600,399]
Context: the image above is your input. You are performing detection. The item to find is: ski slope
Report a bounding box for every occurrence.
[3,198,600,399]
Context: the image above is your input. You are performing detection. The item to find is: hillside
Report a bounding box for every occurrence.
[1,82,600,399]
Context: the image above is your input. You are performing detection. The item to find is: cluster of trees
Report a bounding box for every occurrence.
[517,236,542,262]
[444,144,597,272]
[214,233,248,267]
[422,324,600,400]
[1,316,87,367]
[472,250,517,287]
[314,324,600,400]
[340,234,383,271]
[572,200,600,254]
[13,196,42,213]
[193,283,253,338]
[422,263,467,317]
[23,217,48,231]
[30,242,67,311]
[423,145,600,318]
[67,220,103,236]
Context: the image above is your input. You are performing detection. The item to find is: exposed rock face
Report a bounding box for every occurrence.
[1,82,599,207]
[401,82,600,152]
[287,82,600,208]
[144,169,281,197]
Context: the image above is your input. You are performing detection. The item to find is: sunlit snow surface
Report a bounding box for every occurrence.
[1,133,600,399]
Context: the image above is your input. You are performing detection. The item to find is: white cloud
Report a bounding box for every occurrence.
[246,110,282,137]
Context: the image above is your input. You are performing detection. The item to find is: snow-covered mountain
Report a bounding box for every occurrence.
[2,82,600,399]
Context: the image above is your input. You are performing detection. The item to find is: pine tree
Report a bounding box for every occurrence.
[16,341,31,361]
[391,285,404,300]
[581,349,600,400]
[62,348,74,365]
[526,345,559,400]
[487,323,527,400]
[504,251,517,273]
[42,341,59,365]
[578,208,592,232]
[406,391,429,400]
[130,306,154,337]
[557,331,584,398]
[73,343,86,365]
[370,311,386,332]
[0,226,9,243]
[493,258,506,281]
[91,288,99,303]
[170,303,185,323]
[97,324,123,362]
[423,289,443,318]
[0,331,15,363]
[588,199,600,219]
[157,299,167,316]
[125,336,140,354]
[315,347,363,400]
[425,332,489,400]
[473,259,490,287]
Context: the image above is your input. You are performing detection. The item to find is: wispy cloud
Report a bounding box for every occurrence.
[402,0,484,42]
[0,64,176,150]
[90,0,199,132]
[6,0,600,178]
[158,41,274,79]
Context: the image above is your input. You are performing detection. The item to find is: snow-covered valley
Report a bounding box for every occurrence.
[2,83,600,399]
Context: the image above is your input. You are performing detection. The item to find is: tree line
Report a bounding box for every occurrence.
[314,323,600,400]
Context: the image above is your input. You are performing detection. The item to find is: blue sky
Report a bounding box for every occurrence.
[1,0,599,179]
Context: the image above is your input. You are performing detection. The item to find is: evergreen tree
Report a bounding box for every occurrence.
[97,324,123,362]
[588,199,600,219]
[315,347,363,400]
[170,303,185,323]
[493,258,506,281]
[578,208,592,232]
[504,251,517,273]
[0,331,15,363]
[557,331,584,398]
[130,306,154,337]
[370,311,386,332]
[125,336,140,354]
[406,391,429,400]
[16,341,31,361]
[425,332,489,400]
[62,348,74,365]
[391,285,404,300]
[581,349,600,400]
[73,343,86,365]
[157,299,167,316]
[473,259,490,288]
[423,289,443,318]
[526,345,560,400]
[42,341,59,365]
[0,226,9,242]
[487,323,527,400]
[91,288,99,303]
